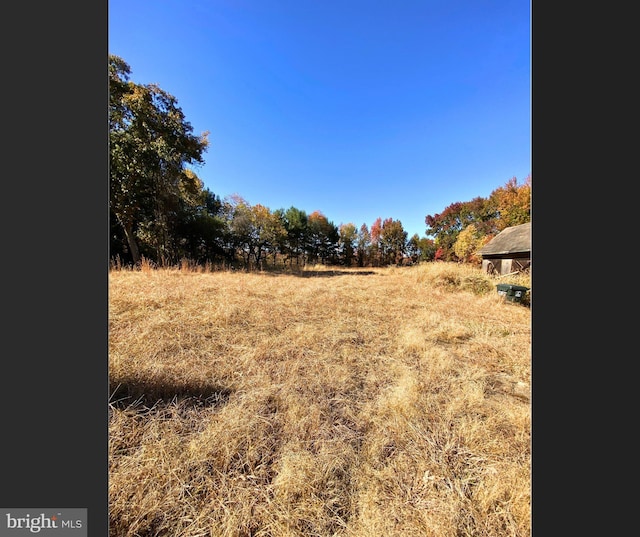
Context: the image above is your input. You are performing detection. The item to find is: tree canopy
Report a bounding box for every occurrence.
[109,54,209,265]
[425,176,531,262]
[109,54,530,270]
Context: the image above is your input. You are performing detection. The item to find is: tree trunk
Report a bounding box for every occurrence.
[122,223,141,265]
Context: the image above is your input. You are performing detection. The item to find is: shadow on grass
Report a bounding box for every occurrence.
[261,269,378,278]
[109,379,233,411]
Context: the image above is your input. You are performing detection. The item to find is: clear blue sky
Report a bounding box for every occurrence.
[109,0,530,239]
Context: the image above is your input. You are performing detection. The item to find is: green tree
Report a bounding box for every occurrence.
[283,207,308,266]
[380,218,408,266]
[355,224,371,267]
[417,236,437,262]
[174,187,226,264]
[109,54,209,266]
[248,203,281,269]
[223,194,254,268]
[307,211,339,265]
[338,223,358,267]
[407,234,437,263]
[270,208,289,266]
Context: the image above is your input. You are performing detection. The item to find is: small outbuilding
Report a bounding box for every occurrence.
[478,222,531,275]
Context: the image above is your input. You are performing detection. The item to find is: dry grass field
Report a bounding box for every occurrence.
[109,262,531,537]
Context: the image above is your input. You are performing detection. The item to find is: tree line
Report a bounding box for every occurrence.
[109,54,530,270]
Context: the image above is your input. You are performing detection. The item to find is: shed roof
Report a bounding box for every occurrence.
[478,222,531,256]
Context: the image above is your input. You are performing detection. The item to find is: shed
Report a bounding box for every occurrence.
[478,222,531,275]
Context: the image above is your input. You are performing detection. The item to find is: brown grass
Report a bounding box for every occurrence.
[109,262,531,537]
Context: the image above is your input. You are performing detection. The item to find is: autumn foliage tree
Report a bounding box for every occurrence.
[425,176,531,262]
[109,54,209,266]
[109,52,529,271]
[219,195,283,269]
[424,202,468,261]
[489,175,531,231]
[454,223,488,264]
[369,218,383,266]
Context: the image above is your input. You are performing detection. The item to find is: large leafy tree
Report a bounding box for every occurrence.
[425,176,530,262]
[338,223,358,266]
[425,197,498,261]
[174,187,226,264]
[282,206,308,266]
[355,224,371,267]
[407,234,436,263]
[248,203,281,269]
[270,208,289,266]
[380,218,407,265]
[260,207,288,267]
[369,217,383,266]
[489,175,531,230]
[306,211,339,265]
[406,234,421,263]
[109,54,209,265]
[454,223,487,264]
[220,194,250,265]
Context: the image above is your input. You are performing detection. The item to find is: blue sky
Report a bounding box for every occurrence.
[109,0,530,239]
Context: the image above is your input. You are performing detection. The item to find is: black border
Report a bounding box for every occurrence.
[531,0,554,532]
[0,1,109,536]
[530,0,605,533]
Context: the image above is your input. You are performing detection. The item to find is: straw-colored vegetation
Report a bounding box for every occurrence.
[109,262,531,537]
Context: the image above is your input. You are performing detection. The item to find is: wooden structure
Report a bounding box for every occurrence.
[478,222,531,275]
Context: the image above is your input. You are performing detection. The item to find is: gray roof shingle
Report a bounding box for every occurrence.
[478,222,531,256]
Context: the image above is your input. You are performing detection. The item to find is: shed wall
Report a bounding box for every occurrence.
[482,257,531,275]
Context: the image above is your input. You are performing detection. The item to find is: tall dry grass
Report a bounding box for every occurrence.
[109,262,531,537]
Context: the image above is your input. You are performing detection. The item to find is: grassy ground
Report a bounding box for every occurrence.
[109,262,531,537]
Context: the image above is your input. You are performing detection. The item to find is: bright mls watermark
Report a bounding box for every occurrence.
[0,509,86,536]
